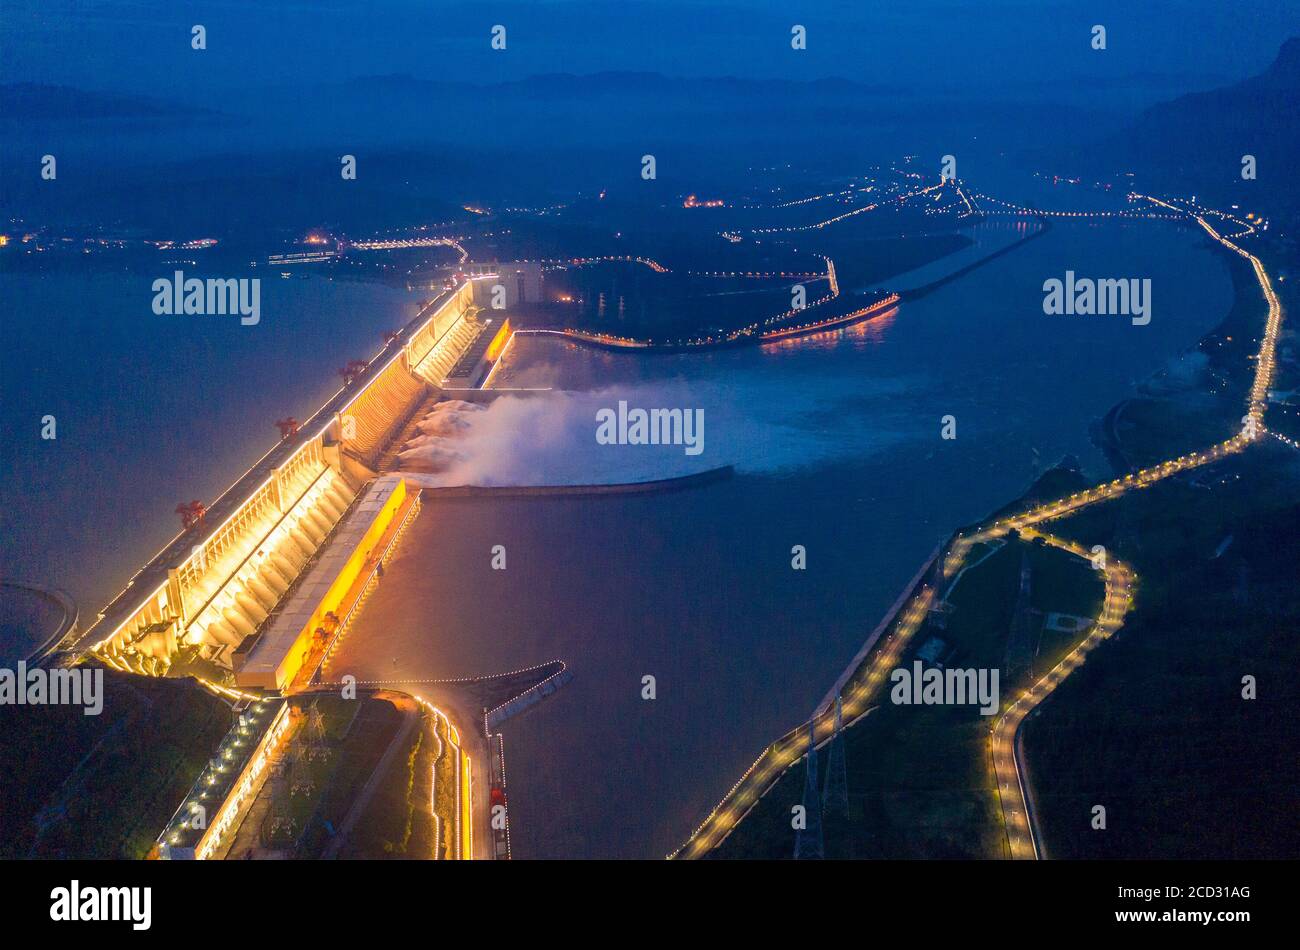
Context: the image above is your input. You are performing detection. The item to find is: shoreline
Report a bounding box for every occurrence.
[1088,221,1265,479]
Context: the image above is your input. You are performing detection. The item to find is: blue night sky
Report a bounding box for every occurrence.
[3,0,1298,97]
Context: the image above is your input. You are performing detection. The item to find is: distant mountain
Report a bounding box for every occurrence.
[0,83,211,120]
[1129,37,1299,149]
[1094,38,1300,221]
[351,70,904,99]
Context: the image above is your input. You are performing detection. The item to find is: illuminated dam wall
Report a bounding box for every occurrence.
[78,279,487,679]
[236,475,416,690]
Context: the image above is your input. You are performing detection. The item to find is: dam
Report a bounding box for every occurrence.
[74,276,516,690]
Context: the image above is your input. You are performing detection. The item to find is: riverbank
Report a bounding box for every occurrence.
[1089,237,1269,474]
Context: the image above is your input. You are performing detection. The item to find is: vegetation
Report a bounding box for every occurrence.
[1023,448,1300,858]
[291,696,402,857]
[0,668,232,859]
[341,704,451,859]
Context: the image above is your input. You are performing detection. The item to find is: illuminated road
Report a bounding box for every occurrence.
[990,532,1133,859]
[672,193,1285,860]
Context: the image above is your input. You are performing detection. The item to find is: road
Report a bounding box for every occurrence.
[990,532,1133,859]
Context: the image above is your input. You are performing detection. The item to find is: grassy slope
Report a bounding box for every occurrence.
[0,669,232,859]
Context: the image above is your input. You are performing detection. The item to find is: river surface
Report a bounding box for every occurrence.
[322,218,1233,858]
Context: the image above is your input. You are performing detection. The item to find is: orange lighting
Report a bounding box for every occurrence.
[683,194,725,209]
[484,318,512,362]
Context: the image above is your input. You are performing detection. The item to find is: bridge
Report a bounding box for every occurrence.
[76,277,512,685]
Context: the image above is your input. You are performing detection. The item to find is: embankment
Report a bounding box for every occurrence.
[405,464,734,497]
[900,218,1052,302]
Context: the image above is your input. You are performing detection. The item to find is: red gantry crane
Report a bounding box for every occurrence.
[337,360,369,385]
[275,417,300,440]
[175,500,207,531]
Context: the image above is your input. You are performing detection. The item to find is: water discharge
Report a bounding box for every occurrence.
[397,369,920,486]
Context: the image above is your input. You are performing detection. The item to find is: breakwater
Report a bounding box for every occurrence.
[899,218,1052,302]
[405,464,734,497]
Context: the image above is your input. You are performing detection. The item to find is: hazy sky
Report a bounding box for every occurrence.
[2,0,1298,98]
